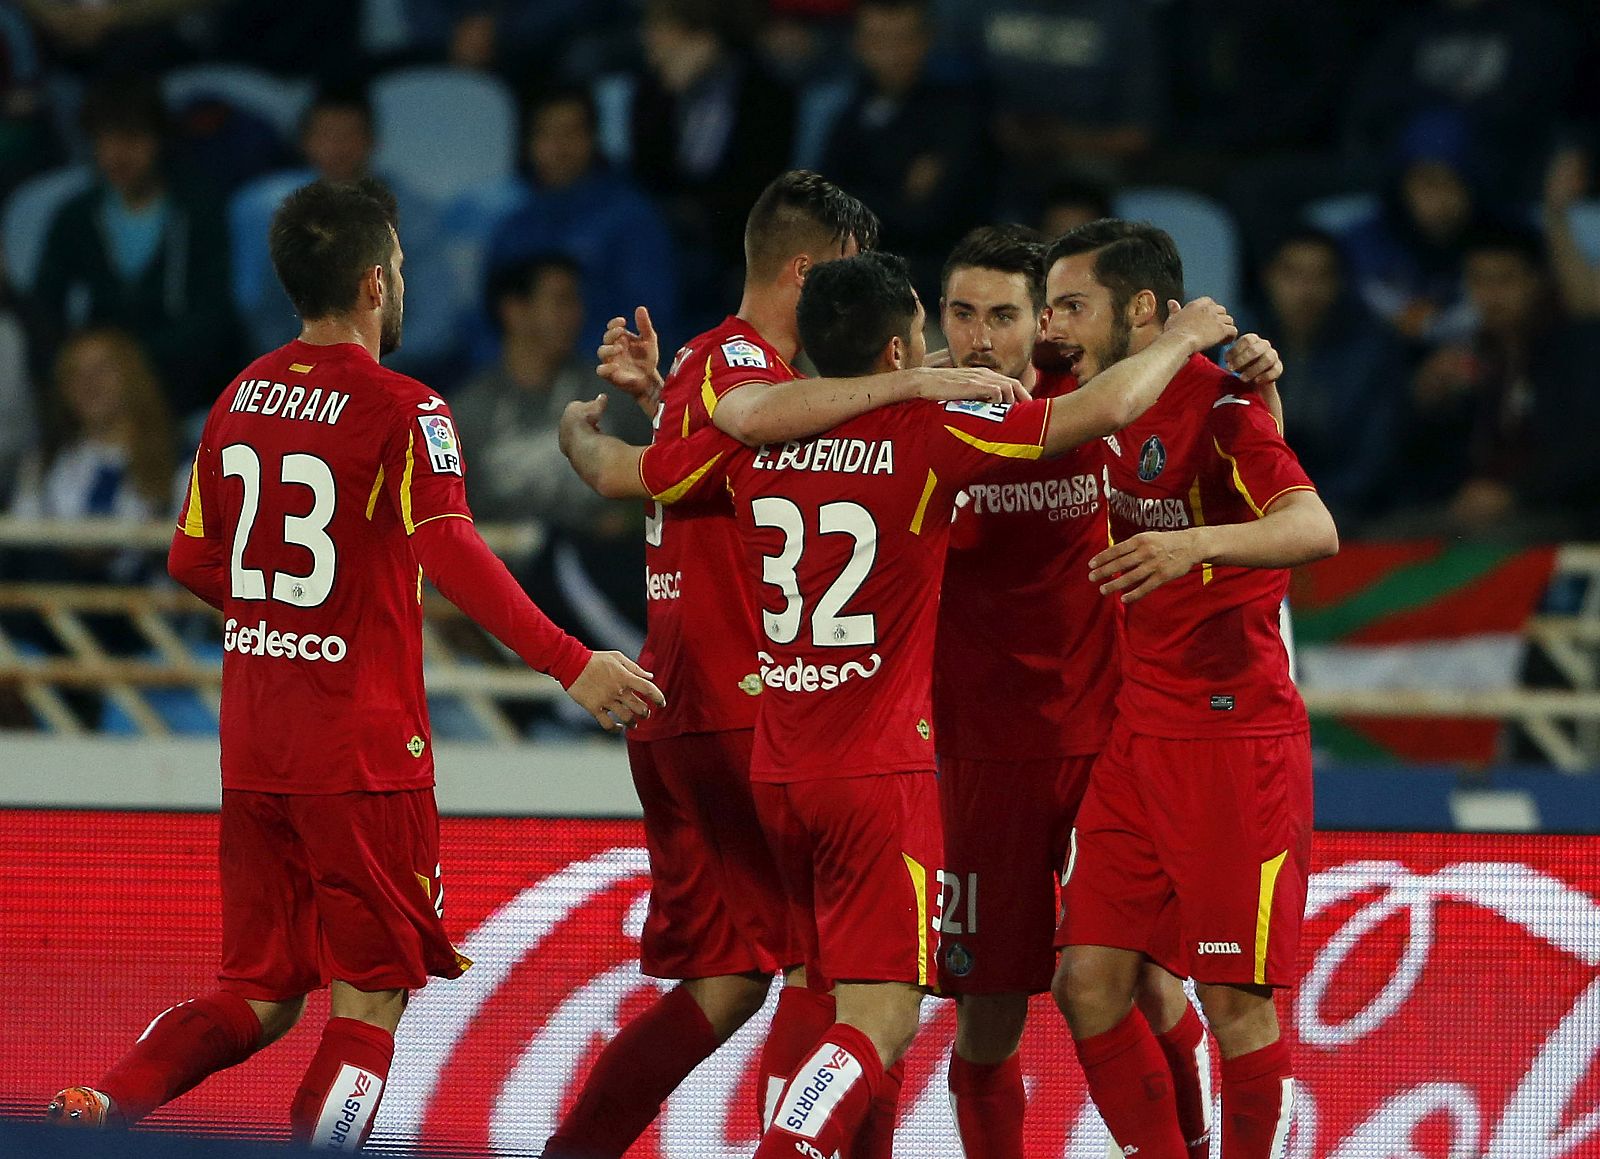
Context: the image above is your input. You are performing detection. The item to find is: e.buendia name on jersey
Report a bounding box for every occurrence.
[752,437,895,475]
[227,379,351,426]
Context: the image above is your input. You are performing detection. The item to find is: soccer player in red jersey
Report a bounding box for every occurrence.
[934,224,1285,1159]
[542,172,1019,1159]
[563,249,1241,1159]
[46,179,661,1146]
[1044,221,1338,1159]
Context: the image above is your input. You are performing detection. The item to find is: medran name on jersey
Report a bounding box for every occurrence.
[223,617,348,662]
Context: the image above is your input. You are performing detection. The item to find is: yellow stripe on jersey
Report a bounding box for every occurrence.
[943,425,1044,461]
[365,464,385,521]
[401,434,417,533]
[1188,476,1213,585]
[1258,484,1318,514]
[651,452,725,505]
[416,564,424,604]
[909,469,938,535]
[412,512,472,529]
[1214,437,1265,518]
[681,400,690,440]
[902,852,931,986]
[181,451,205,537]
[1255,849,1289,985]
[699,357,718,419]
[288,362,315,374]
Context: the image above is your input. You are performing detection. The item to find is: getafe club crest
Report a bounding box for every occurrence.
[944,942,974,978]
[1138,434,1166,482]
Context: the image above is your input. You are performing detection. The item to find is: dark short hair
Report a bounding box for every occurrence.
[1461,222,1545,269]
[798,251,918,378]
[1045,219,1184,321]
[269,178,399,322]
[941,224,1047,312]
[745,170,881,282]
[525,83,597,134]
[80,72,168,140]
[485,252,583,327]
[303,81,374,136]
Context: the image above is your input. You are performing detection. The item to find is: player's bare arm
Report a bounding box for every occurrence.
[596,306,665,418]
[1039,297,1238,454]
[1090,489,1338,604]
[711,364,1027,448]
[560,395,651,500]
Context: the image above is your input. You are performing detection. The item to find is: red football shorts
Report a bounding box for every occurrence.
[1057,727,1313,988]
[754,772,942,988]
[938,754,1094,994]
[218,788,467,1001]
[629,729,796,978]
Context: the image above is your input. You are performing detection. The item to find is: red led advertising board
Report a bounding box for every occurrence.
[3,812,1596,1157]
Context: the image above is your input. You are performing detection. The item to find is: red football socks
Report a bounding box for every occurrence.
[1074,1009,1187,1159]
[289,1017,395,1149]
[852,1057,904,1159]
[98,990,262,1123]
[757,985,837,1130]
[543,984,722,1158]
[1155,1003,1213,1159]
[753,1022,884,1159]
[948,1052,1026,1159]
[1220,1038,1295,1159]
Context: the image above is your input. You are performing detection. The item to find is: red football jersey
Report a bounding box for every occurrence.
[1104,355,1316,738]
[642,397,1054,782]
[933,369,1117,759]
[176,339,473,793]
[629,317,796,741]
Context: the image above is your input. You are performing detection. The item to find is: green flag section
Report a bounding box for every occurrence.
[1289,542,1558,764]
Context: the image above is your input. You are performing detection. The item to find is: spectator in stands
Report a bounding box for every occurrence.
[1338,109,1486,346]
[0,1,57,196]
[0,263,38,509]
[628,0,795,323]
[1240,228,1404,525]
[819,0,990,301]
[30,74,235,422]
[1393,227,1600,540]
[1541,146,1600,319]
[960,0,1163,185]
[1344,0,1577,203]
[7,328,176,581]
[451,254,650,671]
[484,85,678,369]
[20,0,213,72]
[1036,176,1113,239]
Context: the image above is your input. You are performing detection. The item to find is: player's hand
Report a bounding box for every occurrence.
[597,307,664,402]
[911,366,1031,404]
[1226,333,1283,387]
[1162,297,1236,355]
[567,650,667,732]
[558,395,608,459]
[1089,530,1204,604]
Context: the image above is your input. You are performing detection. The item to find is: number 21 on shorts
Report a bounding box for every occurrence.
[936,869,978,935]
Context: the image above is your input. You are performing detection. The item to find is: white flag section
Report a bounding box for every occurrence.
[1297,632,1529,694]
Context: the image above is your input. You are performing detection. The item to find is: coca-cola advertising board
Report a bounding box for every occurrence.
[3,810,1596,1157]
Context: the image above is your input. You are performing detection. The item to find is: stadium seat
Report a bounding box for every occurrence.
[1112,187,1241,307]
[161,64,313,144]
[1562,199,1600,265]
[2,164,92,293]
[228,169,315,352]
[1302,191,1380,236]
[372,67,517,206]
[591,73,636,170]
[792,77,854,171]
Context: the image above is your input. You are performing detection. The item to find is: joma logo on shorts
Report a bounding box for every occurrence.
[1197,941,1242,955]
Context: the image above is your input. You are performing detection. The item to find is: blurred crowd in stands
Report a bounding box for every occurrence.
[3,0,1600,653]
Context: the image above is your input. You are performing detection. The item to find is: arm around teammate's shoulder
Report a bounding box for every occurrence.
[1041,298,1238,456]
[560,395,652,500]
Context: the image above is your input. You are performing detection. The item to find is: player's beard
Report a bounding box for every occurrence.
[1083,312,1133,381]
[379,286,403,357]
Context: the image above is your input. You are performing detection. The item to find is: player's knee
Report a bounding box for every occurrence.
[685,973,772,1041]
[1053,950,1133,1036]
[1195,982,1276,1054]
[249,994,307,1046]
[1133,966,1190,1033]
[954,994,1028,1065]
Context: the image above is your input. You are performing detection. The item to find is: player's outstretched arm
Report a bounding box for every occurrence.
[1090,490,1339,604]
[565,651,668,732]
[167,528,226,611]
[560,395,652,500]
[712,365,1027,448]
[596,307,665,419]
[1040,297,1238,455]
